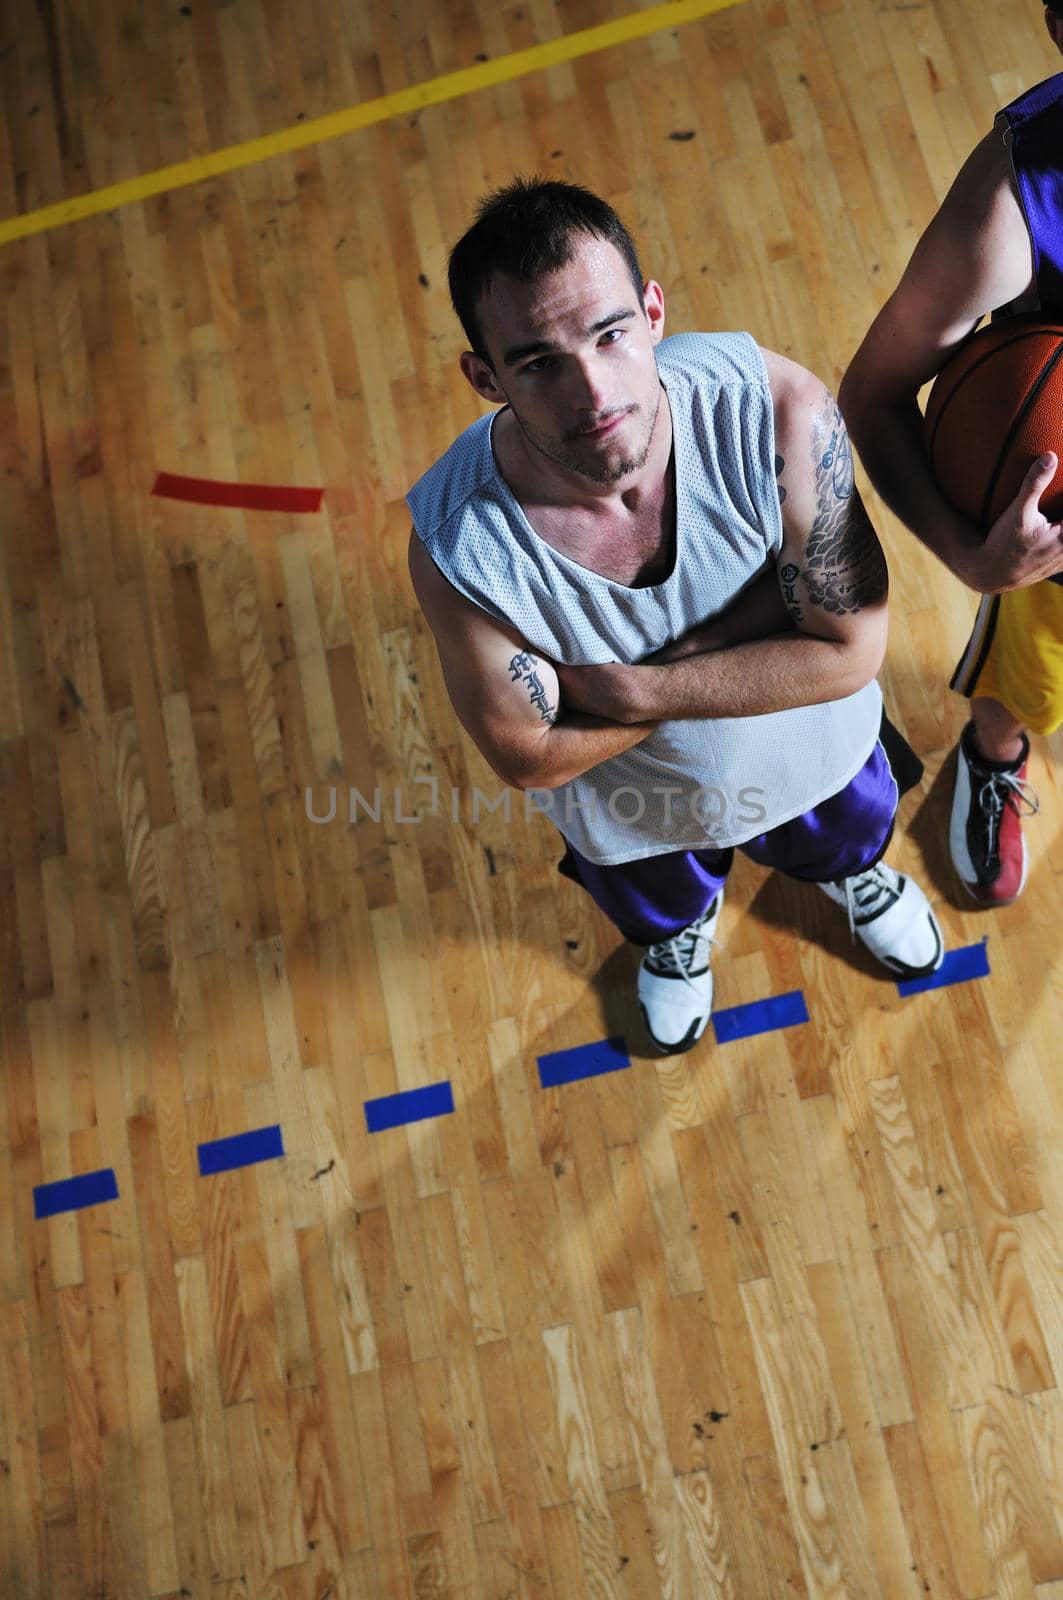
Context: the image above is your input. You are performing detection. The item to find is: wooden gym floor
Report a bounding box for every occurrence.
[2,0,1063,1594]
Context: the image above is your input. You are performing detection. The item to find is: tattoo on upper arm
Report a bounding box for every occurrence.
[508,650,558,724]
[795,396,887,616]
[780,561,803,623]
[774,453,787,504]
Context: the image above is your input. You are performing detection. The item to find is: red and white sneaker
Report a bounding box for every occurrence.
[949,724,1039,905]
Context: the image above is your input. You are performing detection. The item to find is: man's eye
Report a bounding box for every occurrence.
[524,356,554,373]
[600,328,623,345]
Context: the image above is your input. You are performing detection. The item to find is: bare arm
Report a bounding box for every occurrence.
[645,561,793,662]
[408,534,658,791]
[557,355,888,722]
[839,127,1063,592]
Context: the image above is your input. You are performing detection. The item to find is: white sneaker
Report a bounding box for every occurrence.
[819,862,943,979]
[637,895,722,1054]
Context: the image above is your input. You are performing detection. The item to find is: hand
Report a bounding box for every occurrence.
[957,453,1063,592]
[554,660,650,723]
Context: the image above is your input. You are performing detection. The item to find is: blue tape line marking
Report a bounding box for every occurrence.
[34,1168,119,1219]
[365,1081,455,1133]
[896,941,990,996]
[712,990,810,1044]
[537,1036,631,1088]
[198,1124,285,1176]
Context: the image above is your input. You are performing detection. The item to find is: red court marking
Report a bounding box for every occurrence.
[152,471,324,513]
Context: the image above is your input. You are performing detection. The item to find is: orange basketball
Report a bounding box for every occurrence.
[923,314,1063,526]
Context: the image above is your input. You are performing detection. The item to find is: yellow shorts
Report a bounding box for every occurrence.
[951,579,1063,735]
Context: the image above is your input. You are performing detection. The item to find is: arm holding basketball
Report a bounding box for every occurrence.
[556,357,887,721]
[408,534,658,791]
[840,128,1063,592]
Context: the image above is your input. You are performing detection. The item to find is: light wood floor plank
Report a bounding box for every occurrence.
[2,0,1063,1593]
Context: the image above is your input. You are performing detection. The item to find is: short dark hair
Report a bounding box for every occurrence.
[447,177,646,362]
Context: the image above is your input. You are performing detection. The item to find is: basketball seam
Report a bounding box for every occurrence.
[979,339,1063,524]
[926,321,1063,467]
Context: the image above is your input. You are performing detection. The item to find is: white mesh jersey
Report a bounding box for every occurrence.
[407,331,882,864]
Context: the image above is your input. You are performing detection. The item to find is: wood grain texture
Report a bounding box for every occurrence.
[1,0,1063,1593]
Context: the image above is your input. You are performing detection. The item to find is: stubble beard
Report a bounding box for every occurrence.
[515,386,662,486]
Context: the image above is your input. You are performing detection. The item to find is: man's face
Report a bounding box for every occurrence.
[467,236,666,486]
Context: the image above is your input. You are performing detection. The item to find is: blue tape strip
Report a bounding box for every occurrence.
[537,1036,631,1088]
[365,1081,455,1133]
[712,990,809,1044]
[896,941,990,996]
[34,1168,119,1219]
[198,1124,285,1175]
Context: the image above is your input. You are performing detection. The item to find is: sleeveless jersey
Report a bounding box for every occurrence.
[998,75,1063,584]
[407,332,882,865]
[1000,72,1063,310]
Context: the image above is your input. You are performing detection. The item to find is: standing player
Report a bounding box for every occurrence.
[408,179,943,1055]
[840,7,1063,905]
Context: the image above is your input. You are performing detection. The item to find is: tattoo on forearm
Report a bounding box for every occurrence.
[774,453,787,505]
[508,650,558,724]
[797,396,887,615]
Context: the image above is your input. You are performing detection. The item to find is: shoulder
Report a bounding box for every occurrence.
[406,411,499,543]
[872,125,1034,338]
[756,349,829,440]
[1000,69,1063,130]
[407,526,523,650]
[842,125,1033,401]
[755,352,848,526]
[657,329,770,390]
[935,125,1027,251]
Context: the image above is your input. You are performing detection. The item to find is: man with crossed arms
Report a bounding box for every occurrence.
[408,179,943,1053]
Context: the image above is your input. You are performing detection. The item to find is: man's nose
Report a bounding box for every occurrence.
[566,357,610,413]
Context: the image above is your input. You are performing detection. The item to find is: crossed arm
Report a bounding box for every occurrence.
[408,350,887,791]
[408,534,659,790]
[556,352,888,725]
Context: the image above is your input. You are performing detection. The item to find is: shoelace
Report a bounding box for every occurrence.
[645,914,718,992]
[839,864,900,942]
[975,770,1039,867]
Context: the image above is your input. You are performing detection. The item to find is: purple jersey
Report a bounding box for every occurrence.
[1000,76,1063,582]
[1001,73,1063,310]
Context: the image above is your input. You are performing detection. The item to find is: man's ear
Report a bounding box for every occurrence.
[643,280,666,345]
[459,350,507,405]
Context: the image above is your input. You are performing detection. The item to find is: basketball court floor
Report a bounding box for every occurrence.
[1,0,1063,1593]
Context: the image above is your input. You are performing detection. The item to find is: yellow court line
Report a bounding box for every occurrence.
[0,0,743,246]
